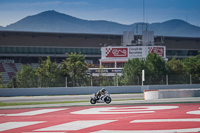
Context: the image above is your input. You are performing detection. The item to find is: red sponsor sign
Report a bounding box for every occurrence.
[105,48,128,57]
[148,47,164,57]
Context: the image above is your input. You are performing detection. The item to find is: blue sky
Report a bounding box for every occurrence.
[0,0,200,27]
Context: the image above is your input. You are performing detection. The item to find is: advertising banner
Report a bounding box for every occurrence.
[104,47,128,58]
[148,46,165,57]
[128,46,145,58]
[88,69,122,73]
[101,46,166,59]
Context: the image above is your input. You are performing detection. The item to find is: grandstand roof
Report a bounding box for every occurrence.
[0,30,200,50]
[0,30,121,48]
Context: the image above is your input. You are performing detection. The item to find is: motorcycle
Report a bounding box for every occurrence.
[90,91,112,104]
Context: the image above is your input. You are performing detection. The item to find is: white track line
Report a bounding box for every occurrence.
[90,128,200,133]
[130,118,200,123]
[0,122,45,132]
[2,108,66,116]
[36,120,116,131]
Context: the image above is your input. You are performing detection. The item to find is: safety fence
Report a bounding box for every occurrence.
[1,74,200,88]
[87,74,200,87]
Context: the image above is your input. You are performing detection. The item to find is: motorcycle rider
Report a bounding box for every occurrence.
[95,88,107,100]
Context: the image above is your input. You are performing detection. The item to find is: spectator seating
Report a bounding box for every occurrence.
[0,63,5,72]
[7,72,15,79]
[8,63,18,72]
[0,63,38,83]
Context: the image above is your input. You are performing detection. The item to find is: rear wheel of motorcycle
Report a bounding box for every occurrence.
[90,98,96,104]
[105,96,111,104]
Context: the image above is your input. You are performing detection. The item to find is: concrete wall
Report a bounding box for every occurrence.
[0,86,141,97]
[0,84,200,97]
[141,84,200,91]
[144,89,200,100]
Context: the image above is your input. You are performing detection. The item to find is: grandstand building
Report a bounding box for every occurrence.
[0,30,200,82]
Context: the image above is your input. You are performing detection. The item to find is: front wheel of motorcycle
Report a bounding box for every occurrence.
[90,98,96,104]
[105,96,112,104]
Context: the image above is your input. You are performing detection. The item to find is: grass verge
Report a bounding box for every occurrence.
[0,99,143,107]
[0,101,88,106]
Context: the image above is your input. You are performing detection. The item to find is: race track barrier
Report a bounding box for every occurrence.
[144,88,200,100]
[0,84,200,97]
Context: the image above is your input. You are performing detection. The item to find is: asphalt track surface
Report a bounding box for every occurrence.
[0,94,143,103]
[0,94,200,109]
[1,94,200,132]
[1,102,200,133]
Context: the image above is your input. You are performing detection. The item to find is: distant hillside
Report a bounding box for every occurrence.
[1,10,200,37]
[0,26,4,30]
[148,19,200,37]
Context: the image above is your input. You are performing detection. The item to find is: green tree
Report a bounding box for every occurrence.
[0,72,5,88]
[100,77,114,86]
[36,56,64,87]
[61,53,88,87]
[167,57,187,75]
[182,56,200,75]
[122,53,166,85]
[166,57,187,84]
[145,53,166,84]
[145,53,166,76]
[122,58,145,85]
[14,65,38,88]
[94,66,113,86]
[182,54,200,83]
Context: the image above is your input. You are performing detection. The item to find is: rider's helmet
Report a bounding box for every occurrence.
[101,88,106,92]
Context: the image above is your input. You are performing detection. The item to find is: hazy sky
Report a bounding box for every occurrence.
[0,0,200,27]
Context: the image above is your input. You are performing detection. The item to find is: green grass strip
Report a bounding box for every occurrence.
[0,101,88,106]
[0,99,144,107]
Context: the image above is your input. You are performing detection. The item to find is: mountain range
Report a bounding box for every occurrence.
[0,10,200,37]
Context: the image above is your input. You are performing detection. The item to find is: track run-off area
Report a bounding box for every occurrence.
[1,103,200,133]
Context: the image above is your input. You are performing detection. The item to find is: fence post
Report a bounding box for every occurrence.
[12,77,16,88]
[166,75,168,85]
[117,74,118,86]
[142,70,145,86]
[38,78,41,88]
[190,74,192,84]
[91,74,93,86]
[65,77,67,87]
[137,76,139,85]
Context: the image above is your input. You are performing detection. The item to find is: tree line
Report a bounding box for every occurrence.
[121,52,200,85]
[0,52,200,88]
[4,53,88,88]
